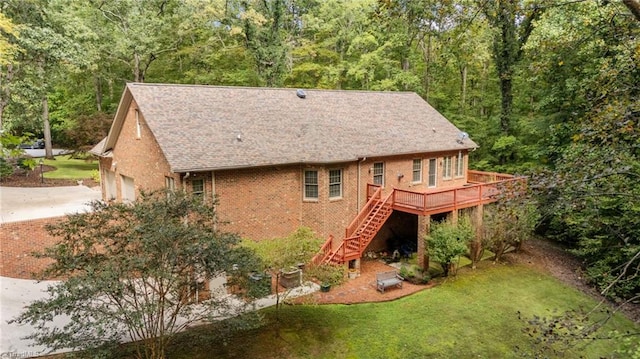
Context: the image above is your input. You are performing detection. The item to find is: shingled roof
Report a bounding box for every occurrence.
[99,83,477,173]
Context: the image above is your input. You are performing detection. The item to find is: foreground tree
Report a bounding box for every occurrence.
[11,191,261,359]
[483,182,538,262]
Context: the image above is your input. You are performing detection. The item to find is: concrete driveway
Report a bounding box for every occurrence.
[0,186,101,224]
[1,184,100,356]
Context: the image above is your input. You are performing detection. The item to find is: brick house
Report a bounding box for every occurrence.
[91,83,518,269]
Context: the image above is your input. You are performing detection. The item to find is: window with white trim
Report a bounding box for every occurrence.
[428,158,437,187]
[304,170,318,200]
[443,156,453,179]
[192,179,204,197]
[412,159,422,183]
[455,151,464,177]
[135,109,141,139]
[329,169,342,198]
[373,162,384,186]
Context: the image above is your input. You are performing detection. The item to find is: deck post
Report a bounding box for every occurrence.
[470,204,484,269]
[417,214,430,270]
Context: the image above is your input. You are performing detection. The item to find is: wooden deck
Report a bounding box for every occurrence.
[367,170,526,216]
[313,170,525,265]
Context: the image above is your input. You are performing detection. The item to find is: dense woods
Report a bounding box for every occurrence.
[1,0,638,301]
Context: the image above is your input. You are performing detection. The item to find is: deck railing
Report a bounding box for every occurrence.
[312,234,334,266]
[366,170,525,215]
[468,170,515,183]
[346,185,383,238]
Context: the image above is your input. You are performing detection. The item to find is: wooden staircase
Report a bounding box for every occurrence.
[313,187,393,265]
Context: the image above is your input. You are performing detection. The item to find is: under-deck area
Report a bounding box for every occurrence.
[314,170,525,266]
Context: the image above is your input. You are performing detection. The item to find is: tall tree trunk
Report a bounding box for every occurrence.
[42,95,53,159]
[483,2,542,135]
[94,75,102,112]
[134,52,142,82]
[420,35,432,101]
[499,75,512,135]
[623,0,640,22]
[460,64,467,113]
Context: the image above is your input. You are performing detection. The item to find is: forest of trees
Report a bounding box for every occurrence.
[1,0,638,301]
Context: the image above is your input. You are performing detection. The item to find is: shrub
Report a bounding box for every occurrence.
[91,169,101,183]
[305,264,346,286]
[426,216,474,277]
[0,157,13,178]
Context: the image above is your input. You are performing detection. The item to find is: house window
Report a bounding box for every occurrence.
[373,162,384,186]
[135,109,141,139]
[192,179,204,196]
[304,170,318,200]
[443,156,453,179]
[455,152,464,178]
[428,158,437,187]
[329,169,342,199]
[412,159,422,183]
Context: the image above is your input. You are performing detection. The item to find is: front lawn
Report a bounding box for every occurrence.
[168,264,638,358]
[42,155,98,180]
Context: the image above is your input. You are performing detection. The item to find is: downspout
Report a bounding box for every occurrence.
[210,171,216,201]
[182,172,191,192]
[357,157,367,210]
[211,170,216,231]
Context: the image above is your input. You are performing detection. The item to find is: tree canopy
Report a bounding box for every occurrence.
[1,0,638,303]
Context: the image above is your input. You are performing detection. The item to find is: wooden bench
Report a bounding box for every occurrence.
[376,270,404,293]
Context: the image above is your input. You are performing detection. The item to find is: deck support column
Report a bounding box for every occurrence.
[417,214,430,270]
[470,204,484,269]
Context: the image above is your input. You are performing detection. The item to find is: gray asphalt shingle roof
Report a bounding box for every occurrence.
[110,83,476,172]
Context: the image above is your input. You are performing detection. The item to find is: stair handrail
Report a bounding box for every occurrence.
[312,234,334,266]
[324,238,348,264]
[357,191,394,249]
[345,186,383,238]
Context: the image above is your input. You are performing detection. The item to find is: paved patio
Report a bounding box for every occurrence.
[292,260,433,305]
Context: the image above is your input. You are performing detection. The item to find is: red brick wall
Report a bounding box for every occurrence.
[1,217,63,279]
[359,151,469,198]
[103,99,177,202]
[214,163,361,241]
[100,103,471,243]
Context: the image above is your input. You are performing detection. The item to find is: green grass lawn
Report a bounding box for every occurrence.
[42,155,98,179]
[168,264,638,359]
